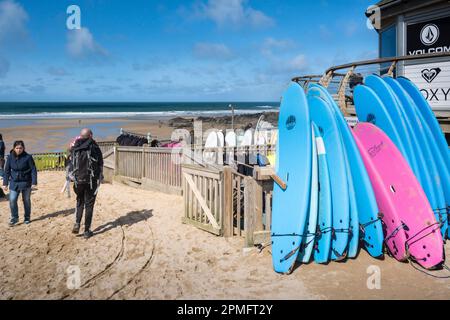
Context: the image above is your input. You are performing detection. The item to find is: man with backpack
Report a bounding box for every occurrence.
[69,128,103,239]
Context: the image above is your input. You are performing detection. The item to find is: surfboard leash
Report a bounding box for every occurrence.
[402,221,450,278]
[407,257,450,279]
[273,231,322,263]
[359,212,383,237]
[433,207,448,227]
[383,221,408,244]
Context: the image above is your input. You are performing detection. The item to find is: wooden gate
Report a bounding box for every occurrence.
[182,164,223,235]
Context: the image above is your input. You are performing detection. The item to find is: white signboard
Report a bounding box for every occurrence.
[404,60,450,111]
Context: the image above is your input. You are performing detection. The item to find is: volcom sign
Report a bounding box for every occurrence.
[404,61,450,110]
[407,16,450,55]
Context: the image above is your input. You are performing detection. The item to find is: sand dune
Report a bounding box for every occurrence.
[0,172,448,300]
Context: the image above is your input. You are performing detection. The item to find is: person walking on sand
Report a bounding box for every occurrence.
[69,128,103,239]
[2,141,37,226]
[0,134,5,198]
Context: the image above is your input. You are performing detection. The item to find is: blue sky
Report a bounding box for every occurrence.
[0,0,378,101]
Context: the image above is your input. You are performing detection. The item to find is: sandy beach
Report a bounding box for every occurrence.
[0,171,448,300]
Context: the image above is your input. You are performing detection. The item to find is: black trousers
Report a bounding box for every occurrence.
[74,183,97,231]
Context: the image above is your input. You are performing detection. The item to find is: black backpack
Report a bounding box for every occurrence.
[70,140,99,187]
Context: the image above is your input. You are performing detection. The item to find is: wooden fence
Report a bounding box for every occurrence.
[114,146,183,195]
[62,142,274,245]
[97,141,117,155]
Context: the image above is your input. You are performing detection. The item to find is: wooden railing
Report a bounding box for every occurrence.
[292,52,450,126]
[143,147,183,188]
[97,141,117,155]
[114,146,183,194]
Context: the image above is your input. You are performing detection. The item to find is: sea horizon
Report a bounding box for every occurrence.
[0,101,279,120]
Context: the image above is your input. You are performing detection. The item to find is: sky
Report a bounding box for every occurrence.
[0,0,379,102]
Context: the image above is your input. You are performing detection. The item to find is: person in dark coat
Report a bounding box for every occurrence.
[2,141,37,226]
[70,128,103,239]
[0,134,5,198]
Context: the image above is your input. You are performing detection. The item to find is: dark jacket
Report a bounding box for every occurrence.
[71,138,104,182]
[0,140,5,170]
[0,140,5,159]
[3,151,37,191]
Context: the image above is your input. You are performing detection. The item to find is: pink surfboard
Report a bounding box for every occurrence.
[353,123,444,269]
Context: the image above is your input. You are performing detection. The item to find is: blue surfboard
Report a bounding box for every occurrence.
[354,84,440,215]
[308,93,349,261]
[384,77,448,237]
[309,84,383,258]
[297,125,319,263]
[365,75,420,176]
[345,154,359,258]
[311,122,333,264]
[354,85,409,161]
[271,82,312,273]
[397,77,450,175]
[415,108,450,237]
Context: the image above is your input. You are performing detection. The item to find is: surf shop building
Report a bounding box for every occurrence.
[372,0,450,120]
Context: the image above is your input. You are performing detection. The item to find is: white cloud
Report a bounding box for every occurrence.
[288,54,308,71]
[193,42,234,61]
[0,0,28,45]
[0,56,10,77]
[195,0,274,29]
[66,27,107,58]
[261,37,295,56]
[266,53,309,78]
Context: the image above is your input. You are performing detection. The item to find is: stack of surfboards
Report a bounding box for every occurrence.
[272,78,447,274]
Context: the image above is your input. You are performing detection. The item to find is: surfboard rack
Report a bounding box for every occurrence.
[253,166,287,190]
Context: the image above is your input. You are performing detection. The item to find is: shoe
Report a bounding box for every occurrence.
[24,220,31,225]
[8,220,17,227]
[83,230,93,239]
[72,223,80,234]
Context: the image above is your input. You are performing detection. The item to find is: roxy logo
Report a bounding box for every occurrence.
[286,115,296,130]
[421,67,441,83]
[420,24,439,46]
[368,141,383,158]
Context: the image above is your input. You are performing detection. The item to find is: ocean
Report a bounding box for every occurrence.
[0,102,279,119]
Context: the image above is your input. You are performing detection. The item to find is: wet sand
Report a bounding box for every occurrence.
[0,171,448,300]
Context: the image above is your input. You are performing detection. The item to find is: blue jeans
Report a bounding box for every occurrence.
[9,188,32,222]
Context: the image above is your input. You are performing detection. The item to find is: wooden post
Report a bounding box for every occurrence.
[222,166,233,237]
[244,176,263,247]
[114,145,119,177]
[337,66,355,116]
[142,147,145,180]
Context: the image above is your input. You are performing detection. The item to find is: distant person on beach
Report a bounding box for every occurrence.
[0,134,5,198]
[2,141,37,226]
[69,128,103,239]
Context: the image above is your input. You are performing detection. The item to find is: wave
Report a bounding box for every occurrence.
[0,108,279,120]
[255,105,276,109]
